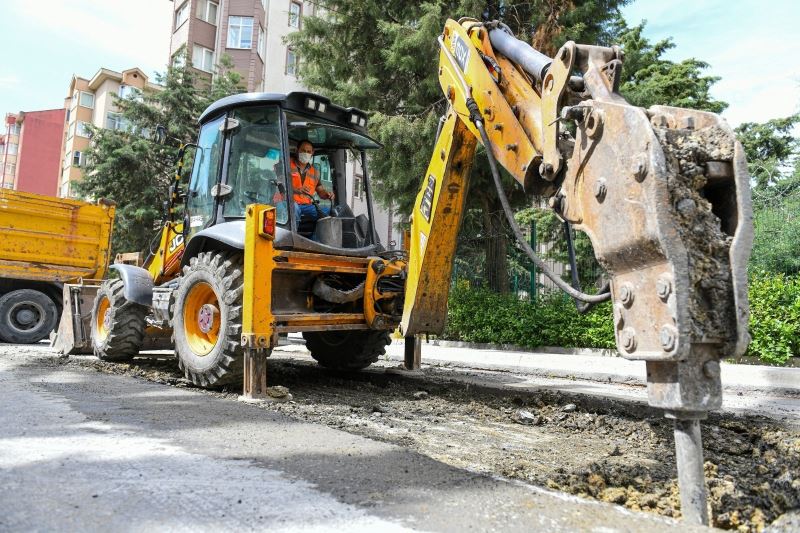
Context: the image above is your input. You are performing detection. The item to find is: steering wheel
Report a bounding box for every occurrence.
[295,191,333,218]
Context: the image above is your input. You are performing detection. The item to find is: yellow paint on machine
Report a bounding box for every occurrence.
[400,109,476,337]
[0,189,115,283]
[242,204,276,349]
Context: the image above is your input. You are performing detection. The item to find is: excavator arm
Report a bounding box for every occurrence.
[402,18,753,525]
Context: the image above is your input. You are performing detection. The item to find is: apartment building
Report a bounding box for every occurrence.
[59,67,161,197]
[168,0,400,246]
[0,114,20,189]
[12,109,67,196]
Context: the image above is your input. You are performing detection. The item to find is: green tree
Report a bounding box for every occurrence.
[76,50,244,254]
[612,19,727,113]
[735,114,800,189]
[735,113,800,274]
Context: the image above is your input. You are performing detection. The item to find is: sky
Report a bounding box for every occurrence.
[0,0,798,127]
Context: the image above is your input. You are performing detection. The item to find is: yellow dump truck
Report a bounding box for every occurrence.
[0,189,114,344]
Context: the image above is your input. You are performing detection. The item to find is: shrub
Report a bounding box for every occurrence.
[443,272,800,365]
[747,271,800,365]
[443,282,615,349]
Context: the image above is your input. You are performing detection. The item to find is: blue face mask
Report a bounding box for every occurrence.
[265,148,281,160]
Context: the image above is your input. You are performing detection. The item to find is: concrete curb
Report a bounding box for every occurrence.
[389,338,618,357]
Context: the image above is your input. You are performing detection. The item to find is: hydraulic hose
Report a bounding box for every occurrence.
[473,116,611,304]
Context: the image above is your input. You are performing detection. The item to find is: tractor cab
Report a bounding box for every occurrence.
[183,92,384,257]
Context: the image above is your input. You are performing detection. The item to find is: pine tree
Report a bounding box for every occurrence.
[76,49,244,254]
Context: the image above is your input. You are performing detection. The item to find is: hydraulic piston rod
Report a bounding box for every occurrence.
[488,25,552,83]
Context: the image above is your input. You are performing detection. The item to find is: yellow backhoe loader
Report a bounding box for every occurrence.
[60,18,750,526]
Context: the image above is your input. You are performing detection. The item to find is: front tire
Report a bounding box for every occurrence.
[91,279,147,361]
[304,330,391,370]
[172,252,244,387]
[0,289,58,344]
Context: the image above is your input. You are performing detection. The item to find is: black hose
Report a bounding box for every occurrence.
[474,119,611,304]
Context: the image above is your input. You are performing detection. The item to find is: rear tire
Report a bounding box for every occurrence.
[91,279,147,362]
[172,252,244,387]
[304,330,391,370]
[0,289,58,344]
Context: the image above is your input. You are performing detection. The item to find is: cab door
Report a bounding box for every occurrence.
[186,115,226,239]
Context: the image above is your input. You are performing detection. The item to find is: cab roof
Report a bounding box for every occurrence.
[198,91,370,134]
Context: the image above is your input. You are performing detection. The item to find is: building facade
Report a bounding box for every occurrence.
[59,67,160,197]
[13,109,67,196]
[169,0,400,247]
[0,114,20,189]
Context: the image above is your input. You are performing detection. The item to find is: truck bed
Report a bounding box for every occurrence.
[0,189,115,283]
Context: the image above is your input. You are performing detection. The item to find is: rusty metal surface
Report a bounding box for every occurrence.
[556,50,752,415]
[540,41,575,180]
[53,281,102,355]
[0,190,115,283]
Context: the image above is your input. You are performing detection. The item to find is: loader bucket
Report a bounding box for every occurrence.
[52,281,102,355]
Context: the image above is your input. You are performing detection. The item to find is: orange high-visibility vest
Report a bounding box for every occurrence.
[290,159,318,205]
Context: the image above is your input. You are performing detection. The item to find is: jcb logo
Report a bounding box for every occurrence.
[452,35,470,72]
[168,234,184,253]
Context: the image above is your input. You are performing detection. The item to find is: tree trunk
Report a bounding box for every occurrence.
[480,194,510,293]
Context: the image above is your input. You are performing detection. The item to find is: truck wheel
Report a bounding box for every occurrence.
[92,279,147,362]
[304,330,391,370]
[0,289,58,344]
[172,252,243,387]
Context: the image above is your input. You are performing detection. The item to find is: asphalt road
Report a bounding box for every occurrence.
[0,344,695,532]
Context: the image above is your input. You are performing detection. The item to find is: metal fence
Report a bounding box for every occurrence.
[750,181,800,274]
[451,207,603,301]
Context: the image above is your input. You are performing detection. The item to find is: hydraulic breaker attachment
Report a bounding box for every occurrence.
[404,20,754,524]
[53,280,103,355]
[552,41,753,524]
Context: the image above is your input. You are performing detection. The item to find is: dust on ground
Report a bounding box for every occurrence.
[59,352,799,532]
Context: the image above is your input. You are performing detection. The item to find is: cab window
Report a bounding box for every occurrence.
[186,115,224,238]
[222,106,289,224]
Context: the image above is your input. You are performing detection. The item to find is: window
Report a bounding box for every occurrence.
[258,26,266,59]
[76,122,91,138]
[106,112,131,132]
[119,85,142,100]
[196,0,218,24]
[9,123,20,136]
[192,45,215,72]
[187,115,225,237]
[175,1,189,29]
[5,163,14,176]
[353,173,363,199]
[73,151,83,167]
[6,143,17,155]
[286,48,298,76]
[289,1,302,28]
[79,92,94,109]
[221,106,288,225]
[227,16,254,49]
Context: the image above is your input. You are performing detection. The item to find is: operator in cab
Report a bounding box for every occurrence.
[291,140,335,222]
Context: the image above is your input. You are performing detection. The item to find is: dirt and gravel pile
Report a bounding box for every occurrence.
[65,353,799,532]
